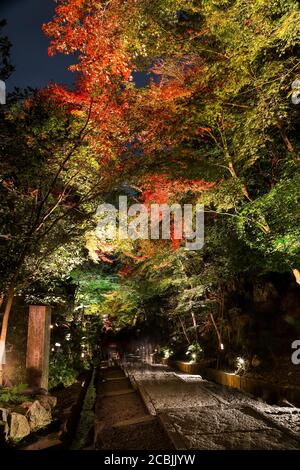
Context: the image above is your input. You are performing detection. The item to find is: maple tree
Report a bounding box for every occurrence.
[71,1,300,352]
[43,0,299,305]
[1,0,300,384]
[43,0,134,162]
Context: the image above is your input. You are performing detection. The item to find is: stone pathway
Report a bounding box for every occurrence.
[127,364,300,450]
[94,366,173,450]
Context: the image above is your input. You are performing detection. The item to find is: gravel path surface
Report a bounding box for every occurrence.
[127,364,300,450]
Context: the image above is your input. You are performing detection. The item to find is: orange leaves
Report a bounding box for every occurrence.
[43,1,134,161]
[70,109,86,118]
[141,174,214,207]
[142,175,177,206]
[195,127,212,137]
[43,1,208,164]
[44,0,133,88]
[170,224,181,250]
[151,81,192,103]
[128,57,206,155]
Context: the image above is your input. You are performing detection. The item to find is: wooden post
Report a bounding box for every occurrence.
[26,306,51,391]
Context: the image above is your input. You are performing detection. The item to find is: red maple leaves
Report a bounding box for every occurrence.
[141,174,215,206]
[43,0,134,160]
[43,0,214,258]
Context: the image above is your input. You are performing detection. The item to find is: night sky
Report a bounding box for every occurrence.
[0,0,152,92]
[1,0,76,91]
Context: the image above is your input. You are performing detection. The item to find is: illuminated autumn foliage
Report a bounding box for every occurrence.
[141,174,215,206]
[0,0,300,394]
[43,0,135,161]
[43,0,207,161]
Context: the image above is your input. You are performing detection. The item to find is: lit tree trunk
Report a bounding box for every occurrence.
[0,281,15,386]
[179,316,191,345]
[217,118,253,204]
[209,312,223,350]
[191,312,199,344]
[0,249,26,386]
[293,269,300,286]
[276,121,294,153]
[228,162,253,203]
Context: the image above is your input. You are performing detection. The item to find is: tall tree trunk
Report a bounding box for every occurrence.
[191,312,199,344]
[0,249,26,386]
[276,121,294,153]
[179,316,191,345]
[210,312,223,350]
[0,281,15,386]
[219,286,225,349]
[293,269,300,286]
[228,162,253,202]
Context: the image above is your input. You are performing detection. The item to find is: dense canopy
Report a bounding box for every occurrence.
[0,0,299,387]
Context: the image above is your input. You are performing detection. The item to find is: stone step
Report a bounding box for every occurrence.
[112,414,156,428]
[22,436,63,451]
[99,389,136,398]
[105,376,127,381]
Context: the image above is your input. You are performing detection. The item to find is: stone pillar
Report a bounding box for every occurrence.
[26,306,51,391]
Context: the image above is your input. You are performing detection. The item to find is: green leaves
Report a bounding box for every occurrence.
[71,265,119,316]
[236,173,300,270]
[0,384,28,404]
